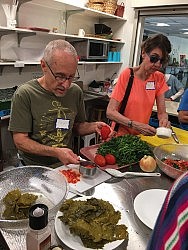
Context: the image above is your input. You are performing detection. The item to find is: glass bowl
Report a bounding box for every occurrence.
[153,144,188,179]
[0,166,68,229]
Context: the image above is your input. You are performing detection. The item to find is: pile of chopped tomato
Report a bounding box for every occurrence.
[59,169,81,184]
[163,158,188,171]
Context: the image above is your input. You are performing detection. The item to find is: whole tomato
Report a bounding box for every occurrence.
[101,126,111,140]
[94,154,106,167]
[105,154,116,165]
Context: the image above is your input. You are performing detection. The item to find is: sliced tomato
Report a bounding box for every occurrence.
[59,169,81,184]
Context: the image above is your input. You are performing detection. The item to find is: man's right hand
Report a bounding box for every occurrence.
[56,148,80,165]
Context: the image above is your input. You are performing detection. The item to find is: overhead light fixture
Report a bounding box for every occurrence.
[183,32,188,34]
[181,28,188,31]
[156,23,170,27]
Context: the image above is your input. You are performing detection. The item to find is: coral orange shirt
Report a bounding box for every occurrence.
[111,68,168,135]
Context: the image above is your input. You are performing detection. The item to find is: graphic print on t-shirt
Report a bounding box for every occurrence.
[39,100,75,147]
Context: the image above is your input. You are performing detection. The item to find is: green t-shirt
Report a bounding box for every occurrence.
[9,79,86,166]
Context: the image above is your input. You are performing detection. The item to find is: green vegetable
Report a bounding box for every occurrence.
[59,198,128,249]
[97,134,153,166]
[3,189,38,220]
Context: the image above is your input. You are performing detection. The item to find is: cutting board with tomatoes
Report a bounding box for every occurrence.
[80,144,138,171]
[55,164,111,199]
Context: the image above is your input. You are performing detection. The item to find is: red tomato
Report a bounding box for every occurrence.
[59,169,81,184]
[101,126,111,140]
[85,164,95,168]
[94,154,106,167]
[105,154,116,165]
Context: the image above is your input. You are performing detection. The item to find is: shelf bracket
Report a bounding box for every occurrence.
[17,32,35,46]
[14,61,25,74]
[0,66,4,76]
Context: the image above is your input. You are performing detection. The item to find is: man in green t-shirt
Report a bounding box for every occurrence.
[9,40,111,167]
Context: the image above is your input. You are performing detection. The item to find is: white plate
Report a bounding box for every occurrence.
[55,197,127,250]
[134,189,168,229]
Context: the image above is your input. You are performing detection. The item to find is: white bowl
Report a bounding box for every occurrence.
[156,127,172,139]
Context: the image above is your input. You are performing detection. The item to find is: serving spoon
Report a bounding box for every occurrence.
[105,168,161,178]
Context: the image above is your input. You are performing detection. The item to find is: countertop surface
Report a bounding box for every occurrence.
[1,166,173,250]
[152,101,179,117]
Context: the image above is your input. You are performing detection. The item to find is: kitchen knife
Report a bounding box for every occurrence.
[171,127,180,144]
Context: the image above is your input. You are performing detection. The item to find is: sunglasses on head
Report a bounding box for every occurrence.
[147,53,164,64]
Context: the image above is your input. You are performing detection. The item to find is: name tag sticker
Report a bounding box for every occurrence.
[146,81,155,90]
[56,119,70,129]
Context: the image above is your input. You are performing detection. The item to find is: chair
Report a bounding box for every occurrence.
[81,133,96,147]
[74,133,96,154]
[93,106,107,122]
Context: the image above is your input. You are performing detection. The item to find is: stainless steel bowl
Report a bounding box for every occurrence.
[0,166,68,229]
[153,144,188,179]
[79,161,97,177]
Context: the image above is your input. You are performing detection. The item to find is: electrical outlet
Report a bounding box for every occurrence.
[32,72,43,79]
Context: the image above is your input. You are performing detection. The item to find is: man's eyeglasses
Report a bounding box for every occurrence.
[147,53,164,64]
[45,61,80,82]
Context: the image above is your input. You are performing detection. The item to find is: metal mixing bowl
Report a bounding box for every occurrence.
[153,144,188,179]
[79,161,97,177]
[0,166,68,229]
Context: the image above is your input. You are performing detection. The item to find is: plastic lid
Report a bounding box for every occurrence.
[29,204,48,230]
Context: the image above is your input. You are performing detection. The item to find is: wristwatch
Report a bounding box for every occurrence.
[128,120,133,128]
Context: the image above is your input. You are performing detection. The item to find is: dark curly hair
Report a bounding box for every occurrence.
[141,34,172,66]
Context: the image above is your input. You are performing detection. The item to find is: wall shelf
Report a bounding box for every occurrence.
[0,26,36,45]
[30,0,127,21]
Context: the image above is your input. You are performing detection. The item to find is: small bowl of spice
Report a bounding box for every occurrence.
[79,161,97,177]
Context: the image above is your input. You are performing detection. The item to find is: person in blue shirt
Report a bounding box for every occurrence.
[164,73,184,102]
[178,88,188,130]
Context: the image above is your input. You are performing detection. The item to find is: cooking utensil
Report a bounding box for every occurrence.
[105,169,161,178]
[171,127,180,143]
[79,160,97,177]
[69,187,87,197]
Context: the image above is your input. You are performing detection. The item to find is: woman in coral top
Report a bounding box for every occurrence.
[107,34,171,136]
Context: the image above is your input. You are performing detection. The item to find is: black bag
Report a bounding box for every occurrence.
[114,68,134,132]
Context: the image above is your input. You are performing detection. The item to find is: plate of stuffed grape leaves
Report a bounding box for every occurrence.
[55,197,129,250]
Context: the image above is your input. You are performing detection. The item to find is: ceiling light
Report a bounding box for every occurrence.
[183,32,188,34]
[181,28,188,30]
[156,23,170,27]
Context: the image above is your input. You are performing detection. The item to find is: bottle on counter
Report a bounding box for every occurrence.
[26,204,51,250]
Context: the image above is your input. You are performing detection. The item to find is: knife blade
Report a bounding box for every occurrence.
[171,127,179,144]
[69,187,87,197]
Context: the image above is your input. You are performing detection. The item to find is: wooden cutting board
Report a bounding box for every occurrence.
[140,126,188,147]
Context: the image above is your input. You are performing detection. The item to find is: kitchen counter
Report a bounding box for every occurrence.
[153,101,179,117]
[140,126,188,147]
[1,168,173,250]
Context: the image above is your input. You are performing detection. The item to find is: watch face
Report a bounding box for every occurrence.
[128,120,132,128]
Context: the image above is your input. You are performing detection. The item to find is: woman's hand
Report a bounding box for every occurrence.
[133,121,156,136]
[159,118,171,128]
